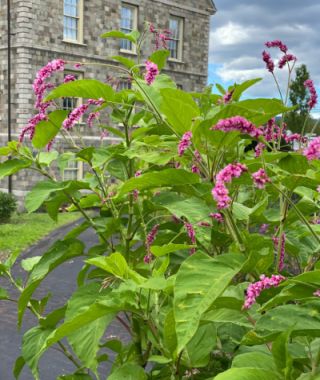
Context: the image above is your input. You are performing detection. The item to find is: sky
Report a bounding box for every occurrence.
[208,0,320,117]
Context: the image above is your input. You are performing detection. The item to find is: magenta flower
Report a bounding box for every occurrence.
[265,40,288,53]
[88,98,105,106]
[74,63,82,69]
[252,168,271,189]
[184,222,196,254]
[262,50,275,73]
[64,74,76,83]
[87,112,100,128]
[212,181,231,209]
[262,118,281,141]
[197,221,211,227]
[259,224,269,234]
[212,116,262,138]
[243,274,285,309]
[313,289,320,297]
[144,61,159,85]
[209,212,224,223]
[144,224,160,263]
[255,142,266,158]
[63,104,89,130]
[191,164,200,174]
[178,131,192,156]
[303,137,320,160]
[278,54,297,69]
[284,133,307,144]
[19,113,48,142]
[304,79,318,111]
[223,89,234,104]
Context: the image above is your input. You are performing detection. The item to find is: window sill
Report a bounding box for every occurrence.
[120,49,137,56]
[62,39,87,47]
[168,58,184,64]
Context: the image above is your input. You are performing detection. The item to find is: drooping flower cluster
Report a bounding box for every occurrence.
[144,61,159,85]
[149,23,172,50]
[273,233,286,271]
[20,59,66,143]
[212,163,248,209]
[255,142,266,158]
[212,116,262,138]
[284,133,307,144]
[303,136,320,160]
[262,118,282,141]
[243,274,286,309]
[278,54,297,69]
[304,79,318,111]
[87,112,100,128]
[262,50,275,73]
[144,224,160,263]
[210,213,224,223]
[265,40,288,53]
[63,104,89,130]
[63,74,76,83]
[178,131,193,156]
[252,168,271,189]
[184,222,196,254]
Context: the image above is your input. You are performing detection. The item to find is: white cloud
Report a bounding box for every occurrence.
[212,22,252,47]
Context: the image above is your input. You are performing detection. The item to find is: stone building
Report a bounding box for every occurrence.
[0,0,216,199]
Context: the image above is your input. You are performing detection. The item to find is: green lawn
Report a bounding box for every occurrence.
[0,212,81,261]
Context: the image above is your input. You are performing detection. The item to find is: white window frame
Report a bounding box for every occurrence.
[168,15,184,62]
[62,71,84,123]
[63,159,83,181]
[63,0,84,44]
[120,3,138,54]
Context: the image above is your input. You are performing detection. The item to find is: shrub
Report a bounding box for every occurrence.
[0,28,319,380]
[0,191,17,223]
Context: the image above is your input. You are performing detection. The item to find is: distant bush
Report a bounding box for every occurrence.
[0,192,17,223]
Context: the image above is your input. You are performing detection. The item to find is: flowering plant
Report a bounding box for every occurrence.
[1,28,320,380]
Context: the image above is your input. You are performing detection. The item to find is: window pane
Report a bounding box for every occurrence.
[120,5,136,50]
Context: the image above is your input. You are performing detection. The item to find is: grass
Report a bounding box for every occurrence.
[0,212,81,261]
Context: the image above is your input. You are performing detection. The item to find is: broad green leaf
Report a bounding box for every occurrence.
[151,244,194,257]
[0,159,31,179]
[148,49,170,70]
[118,169,200,196]
[212,368,281,380]
[111,55,136,69]
[21,256,42,272]
[287,271,320,287]
[232,351,277,372]
[272,329,293,379]
[138,276,175,291]
[163,309,177,357]
[160,88,199,134]
[202,308,251,328]
[13,356,25,379]
[45,79,114,102]
[37,151,59,166]
[65,283,113,374]
[32,110,68,148]
[86,252,144,284]
[18,239,84,326]
[183,323,217,368]
[0,287,9,300]
[153,192,211,224]
[101,30,140,43]
[231,78,263,101]
[108,363,147,380]
[22,326,53,380]
[174,252,245,352]
[278,153,309,174]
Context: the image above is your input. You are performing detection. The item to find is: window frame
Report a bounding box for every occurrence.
[63,0,84,44]
[120,3,138,54]
[62,158,83,181]
[168,15,184,62]
[62,71,84,123]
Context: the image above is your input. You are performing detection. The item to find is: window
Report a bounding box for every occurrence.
[63,0,83,42]
[120,4,138,52]
[62,72,83,118]
[118,80,132,91]
[63,159,83,180]
[168,16,183,60]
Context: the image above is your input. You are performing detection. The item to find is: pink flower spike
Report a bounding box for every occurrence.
[74,63,82,69]
[262,50,275,73]
[178,131,192,156]
[252,168,271,189]
[223,89,234,104]
[273,233,286,271]
[259,224,269,234]
[87,112,100,128]
[144,61,159,85]
[265,40,288,53]
[209,213,224,223]
[304,79,318,111]
[243,274,286,309]
[212,116,262,138]
[255,142,266,158]
[64,74,76,83]
[63,104,89,130]
[184,222,196,254]
[303,137,320,160]
[278,54,297,69]
[212,181,231,209]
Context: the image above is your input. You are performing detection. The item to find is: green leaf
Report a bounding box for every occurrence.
[148,49,170,70]
[231,78,262,101]
[212,368,281,380]
[272,329,293,379]
[160,88,200,134]
[183,323,217,368]
[45,79,114,102]
[13,356,25,379]
[202,308,251,328]
[101,30,140,43]
[118,169,200,196]
[153,192,211,224]
[57,375,93,380]
[37,151,59,166]
[151,244,194,257]
[0,287,9,300]
[21,256,42,272]
[278,153,309,174]
[18,239,84,326]
[232,351,277,372]
[22,326,53,380]
[174,252,245,352]
[111,55,136,69]
[108,363,147,380]
[0,159,31,179]
[65,283,114,374]
[32,110,69,148]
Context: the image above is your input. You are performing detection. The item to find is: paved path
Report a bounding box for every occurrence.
[0,219,125,380]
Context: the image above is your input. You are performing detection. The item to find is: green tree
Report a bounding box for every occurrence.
[285,64,314,133]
